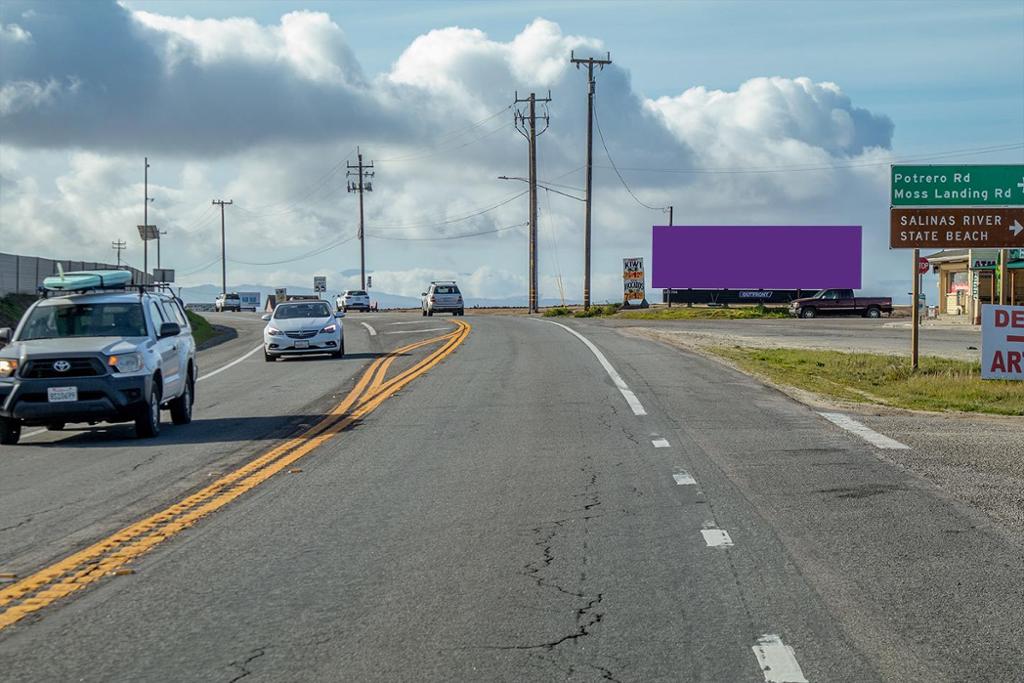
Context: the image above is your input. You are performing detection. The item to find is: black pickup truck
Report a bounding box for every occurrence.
[789,289,893,319]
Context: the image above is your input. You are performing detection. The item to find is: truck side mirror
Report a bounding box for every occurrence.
[158,322,181,339]
[0,327,11,347]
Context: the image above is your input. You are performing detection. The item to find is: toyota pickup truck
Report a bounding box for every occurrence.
[0,284,196,444]
[789,289,893,319]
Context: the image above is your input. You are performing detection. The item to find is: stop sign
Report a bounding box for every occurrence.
[918,257,929,275]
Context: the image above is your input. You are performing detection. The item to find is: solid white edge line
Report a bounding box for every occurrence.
[652,438,671,448]
[818,412,909,450]
[197,344,264,382]
[360,322,377,336]
[752,634,808,683]
[542,320,647,416]
[673,472,696,485]
[701,528,733,548]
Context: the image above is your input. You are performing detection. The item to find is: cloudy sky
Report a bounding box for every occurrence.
[1,0,1022,302]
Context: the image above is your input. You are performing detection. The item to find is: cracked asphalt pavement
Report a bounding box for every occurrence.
[1,313,1022,681]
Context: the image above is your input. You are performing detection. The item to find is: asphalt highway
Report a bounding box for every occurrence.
[1,312,1021,682]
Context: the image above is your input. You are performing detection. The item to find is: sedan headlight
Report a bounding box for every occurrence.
[108,352,144,373]
[0,359,18,377]
[320,323,338,334]
[266,326,283,336]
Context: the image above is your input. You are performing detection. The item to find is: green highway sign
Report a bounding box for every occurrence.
[891,164,1024,206]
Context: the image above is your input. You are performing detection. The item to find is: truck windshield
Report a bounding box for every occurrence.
[19,302,148,340]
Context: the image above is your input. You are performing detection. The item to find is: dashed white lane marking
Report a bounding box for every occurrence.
[20,428,47,440]
[651,438,670,448]
[751,634,808,683]
[384,327,450,335]
[701,528,733,548]
[360,322,377,336]
[542,320,647,416]
[818,412,909,450]
[197,344,264,382]
[673,471,696,486]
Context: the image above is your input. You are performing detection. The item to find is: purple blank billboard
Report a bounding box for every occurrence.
[651,225,862,290]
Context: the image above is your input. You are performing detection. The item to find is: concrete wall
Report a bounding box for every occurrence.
[0,252,153,295]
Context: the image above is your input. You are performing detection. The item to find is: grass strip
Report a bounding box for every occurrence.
[710,346,1024,416]
[186,310,217,346]
[621,305,789,320]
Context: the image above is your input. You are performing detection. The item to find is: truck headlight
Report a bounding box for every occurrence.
[0,359,17,377]
[108,353,144,373]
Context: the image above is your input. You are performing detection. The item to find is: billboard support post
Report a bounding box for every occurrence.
[999,249,1008,305]
[911,248,920,371]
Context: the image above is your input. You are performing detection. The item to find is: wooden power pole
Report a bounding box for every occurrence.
[515,91,551,313]
[571,51,612,311]
[347,149,375,291]
[212,199,233,295]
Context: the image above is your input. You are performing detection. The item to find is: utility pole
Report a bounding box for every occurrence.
[911,248,920,370]
[571,50,611,310]
[142,157,155,276]
[111,240,126,267]
[347,148,375,290]
[515,91,551,313]
[666,205,673,307]
[156,229,167,269]
[212,199,233,295]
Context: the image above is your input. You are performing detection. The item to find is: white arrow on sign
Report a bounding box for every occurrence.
[1012,220,1024,237]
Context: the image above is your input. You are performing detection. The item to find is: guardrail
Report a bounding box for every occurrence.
[0,252,153,295]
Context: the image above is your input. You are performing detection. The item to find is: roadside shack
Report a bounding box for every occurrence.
[925,248,1023,322]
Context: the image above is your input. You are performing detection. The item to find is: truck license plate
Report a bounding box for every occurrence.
[48,387,78,403]
[294,341,309,349]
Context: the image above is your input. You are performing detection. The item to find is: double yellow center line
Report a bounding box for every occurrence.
[0,320,471,631]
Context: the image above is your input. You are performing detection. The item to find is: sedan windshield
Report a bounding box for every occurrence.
[274,303,331,319]
[19,303,148,340]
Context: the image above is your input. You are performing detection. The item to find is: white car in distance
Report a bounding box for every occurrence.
[336,290,370,312]
[262,301,345,362]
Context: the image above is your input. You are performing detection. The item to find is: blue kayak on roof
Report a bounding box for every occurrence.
[42,269,133,292]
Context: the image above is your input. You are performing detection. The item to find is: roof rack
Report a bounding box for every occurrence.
[38,282,175,299]
[431,280,457,285]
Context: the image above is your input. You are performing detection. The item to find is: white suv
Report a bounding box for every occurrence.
[421,281,464,316]
[336,290,370,312]
[0,289,197,444]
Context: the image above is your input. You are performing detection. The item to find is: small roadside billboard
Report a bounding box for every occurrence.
[623,257,645,306]
[981,305,1024,381]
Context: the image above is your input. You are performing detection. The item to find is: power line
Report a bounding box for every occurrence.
[227,233,359,266]
[367,222,526,241]
[596,142,1024,176]
[376,105,514,162]
[367,190,528,230]
[179,256,223,277]
[592,101,667,212]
